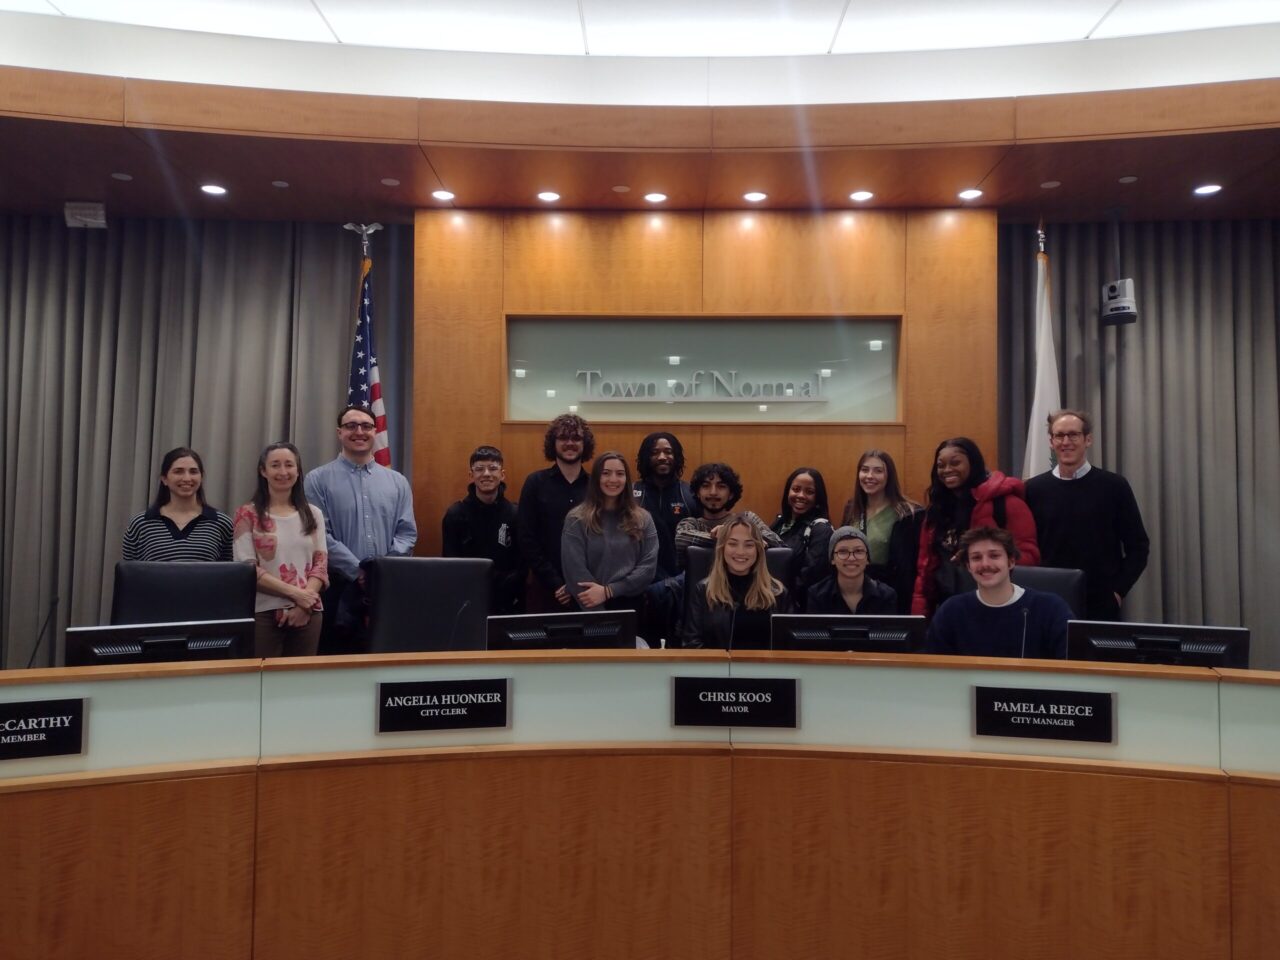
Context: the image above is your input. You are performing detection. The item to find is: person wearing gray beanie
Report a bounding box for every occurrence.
[805,525,898,615]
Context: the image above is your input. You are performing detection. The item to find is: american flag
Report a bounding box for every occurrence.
[347,256,391,466]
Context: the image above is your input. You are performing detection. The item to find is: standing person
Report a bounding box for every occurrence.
[770,466,833,607]
[304,405,417,654]
[804,527,898,615]
[840,449,922,614]
[233,443,328,657]
[517,413,593,612]
[560,451,658,613]
[682,514,788,650]
[674,462,781,570]
[927,527,1069,659]
[441,445,525,614]
[911,437,1039,616]
[633,432,699,580]
[121,446,234,562]
[1025,410,1150,620]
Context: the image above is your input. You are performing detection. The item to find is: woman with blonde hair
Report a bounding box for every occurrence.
[681,513,788,649]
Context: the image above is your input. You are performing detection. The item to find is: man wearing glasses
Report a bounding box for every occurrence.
[516,413,594,612]
[1025,409,1149,620]
[305,405,417,652]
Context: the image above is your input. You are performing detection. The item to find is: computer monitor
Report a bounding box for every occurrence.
[770,614,928,654]
[1067,620,1250,669]
[64,619,255,667]
[111,561,256,625]
[486,610,639,651]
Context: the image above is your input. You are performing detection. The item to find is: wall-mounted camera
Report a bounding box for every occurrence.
[1101,278,1138,326]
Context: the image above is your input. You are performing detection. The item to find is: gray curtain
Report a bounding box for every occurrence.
[999,221,1280,668]
[0,216,413,668]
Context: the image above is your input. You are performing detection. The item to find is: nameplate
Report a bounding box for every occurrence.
[0,698,86,761]
[673,677,798,728]
[974,686,1114,743]
[377,680,511,733]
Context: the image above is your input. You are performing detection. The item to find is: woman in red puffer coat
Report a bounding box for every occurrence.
[911,437,1039,616]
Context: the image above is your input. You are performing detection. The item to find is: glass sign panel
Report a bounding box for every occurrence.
[506,316,899,423]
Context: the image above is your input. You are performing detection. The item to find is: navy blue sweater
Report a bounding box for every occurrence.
[927,587,1069,659]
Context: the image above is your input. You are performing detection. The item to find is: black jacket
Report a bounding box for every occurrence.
[441,483,525,613]
[632,478,699,580]
[771,514,833,606]
[803,574,898,615]
[680,573,790,650]
[516,465,589,590]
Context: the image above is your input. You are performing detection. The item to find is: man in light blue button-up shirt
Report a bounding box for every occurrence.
[305,405,417,652]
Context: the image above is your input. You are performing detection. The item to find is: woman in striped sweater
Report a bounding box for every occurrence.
[121,446,233,563]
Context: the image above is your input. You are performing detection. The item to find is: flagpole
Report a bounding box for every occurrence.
[342,223,392,467]
[343,222,382,257]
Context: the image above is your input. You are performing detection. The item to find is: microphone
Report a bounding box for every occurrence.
[728,605,738,651]
[448,599,472,650]
[26,595,60,669]
[1020,607,1029,659]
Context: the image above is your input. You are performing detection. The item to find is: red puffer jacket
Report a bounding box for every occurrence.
[910,471,1040,616]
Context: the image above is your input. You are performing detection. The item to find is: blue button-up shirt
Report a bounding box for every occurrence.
[304,455,417,579]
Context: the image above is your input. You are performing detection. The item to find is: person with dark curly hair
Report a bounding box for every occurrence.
[633,431,698,580]
[674,462,780,571]
[770,466,834,609]
[517,413,595,611]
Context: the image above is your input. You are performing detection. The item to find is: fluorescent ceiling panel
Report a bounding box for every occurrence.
[584,0,848,57]
[51,0,334,43]
[832,0,1115,53]
[1091,0,1280,38]
[318,0,585,55]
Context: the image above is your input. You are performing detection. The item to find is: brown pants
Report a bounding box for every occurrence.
[254,609,322,658]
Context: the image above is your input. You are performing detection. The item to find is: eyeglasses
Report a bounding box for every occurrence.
[1051,431,1084,442]
[340,421,376,432]
[833,548,868,560]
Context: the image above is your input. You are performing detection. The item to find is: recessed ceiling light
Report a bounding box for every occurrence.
[644,193,667,203]
[1193,183,1222,196]
[612,185,630,193]
[743,191,767,202]
[1040,181,1061,189]
[958,188,983,201]
[849,191,874,202]
[1118,175,1138,184]
[200,184,227,196]
[271,180,289,188]
[537,191,560,202]
[110,172,133,182]
[432,190,455,201]
[380,178,400,187]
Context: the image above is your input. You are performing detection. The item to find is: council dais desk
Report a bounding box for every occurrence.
[2,651,1278,960]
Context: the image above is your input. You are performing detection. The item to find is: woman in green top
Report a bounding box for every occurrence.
[840,449,922,614]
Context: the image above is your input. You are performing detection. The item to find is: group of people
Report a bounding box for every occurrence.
[121,405,1150,659]
[121,405,415,657]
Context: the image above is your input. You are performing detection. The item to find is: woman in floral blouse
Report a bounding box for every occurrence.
[233,442,328,657]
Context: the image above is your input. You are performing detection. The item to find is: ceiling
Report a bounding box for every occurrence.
[2,113,1278,225]
[2,0,1280,58]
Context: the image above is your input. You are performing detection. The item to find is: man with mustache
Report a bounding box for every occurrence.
[674,462,780,571]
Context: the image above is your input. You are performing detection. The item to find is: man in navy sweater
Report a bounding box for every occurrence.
[927,526,1069,659]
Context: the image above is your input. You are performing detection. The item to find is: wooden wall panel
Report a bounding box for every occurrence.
[503,211,704,314]
[0,65,124,123]
[902,209,998,501]
[0,773,255,960]
[414,209,505,555]
[124,78,419,142]
[420,99,712,149]
[254,752,731,960]
[732,755,1230,960]
[703,210,906,315]
[1229,780,1280,960]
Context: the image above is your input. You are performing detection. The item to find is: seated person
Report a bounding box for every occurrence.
[770,466,833,608]
[441,445,526,614]
[681,513,788,650]
[804,527,898,615]
[927,526,1068,659]
[674,461,781,570]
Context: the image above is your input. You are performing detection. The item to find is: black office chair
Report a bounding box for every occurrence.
[364,556,492,652]
[111,561,256,625]
[1010,565,1087,618]
[682,544,794,629]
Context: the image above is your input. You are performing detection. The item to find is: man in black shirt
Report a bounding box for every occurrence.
[633,432,699,580]
[441,446,525,614]
[516,414,593,612]
[1025,409,1150,620]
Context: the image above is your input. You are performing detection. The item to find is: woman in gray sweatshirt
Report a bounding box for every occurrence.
[561,451,658,612]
